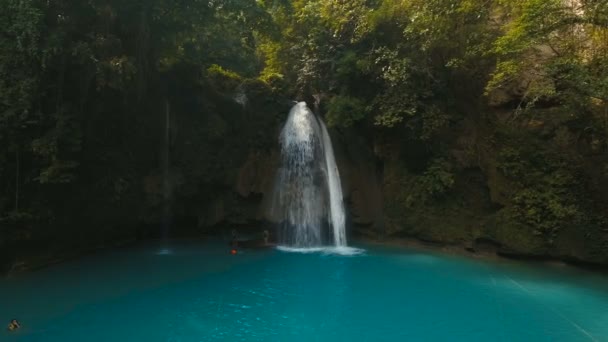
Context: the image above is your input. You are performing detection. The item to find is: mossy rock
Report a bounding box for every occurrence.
[490,212,547,256]
[554,222,608,264]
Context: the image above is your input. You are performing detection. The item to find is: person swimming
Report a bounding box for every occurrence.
[7,319,20,331]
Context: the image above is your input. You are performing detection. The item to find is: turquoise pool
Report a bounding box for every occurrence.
[1,240,607,341]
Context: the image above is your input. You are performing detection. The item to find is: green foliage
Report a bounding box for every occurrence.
[326,96,366,127]
[0,0,43,128]
[510,188,579,241]
[405,158,455,206]
[497,147,526,179]
[96,56,137,91]
[368,48,420,127]
[36,160,80,184]
[496,132,586,243]
[420,159,455,197]
[206,64,243,93]
[487,0,608,116]
[0,0,275,232]
[256,0,499,134]
[417,107,451,141]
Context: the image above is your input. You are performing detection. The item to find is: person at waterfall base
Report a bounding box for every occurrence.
[263,230,269,245]
[7,319,21,331]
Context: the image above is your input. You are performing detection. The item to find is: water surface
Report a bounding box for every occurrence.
[1,240,607,341]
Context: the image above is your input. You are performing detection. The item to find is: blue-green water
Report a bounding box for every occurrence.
[1,241,608,341]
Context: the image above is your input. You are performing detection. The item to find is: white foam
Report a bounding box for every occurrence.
[277,246,365,256]
[156,248,173,255]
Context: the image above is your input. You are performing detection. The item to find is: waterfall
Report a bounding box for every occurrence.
[319,120,346,247]
[272,102,349,250]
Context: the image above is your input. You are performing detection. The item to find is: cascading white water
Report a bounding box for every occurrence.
[272,102,348,249]
[319,120,347,247]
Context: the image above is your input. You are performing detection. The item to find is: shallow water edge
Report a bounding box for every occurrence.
[5,231,608,277]
[360,235,608,275]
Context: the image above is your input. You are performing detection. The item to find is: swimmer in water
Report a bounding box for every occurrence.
[7,319,20,331]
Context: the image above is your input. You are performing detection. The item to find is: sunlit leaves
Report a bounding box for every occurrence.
[487,0,608,111]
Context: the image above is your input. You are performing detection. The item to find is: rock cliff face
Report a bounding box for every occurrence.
[3,75,608,274]
[81,90,608,267]
[144,104,386,239]
[374,110,608,266]
[144,91,607,267]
